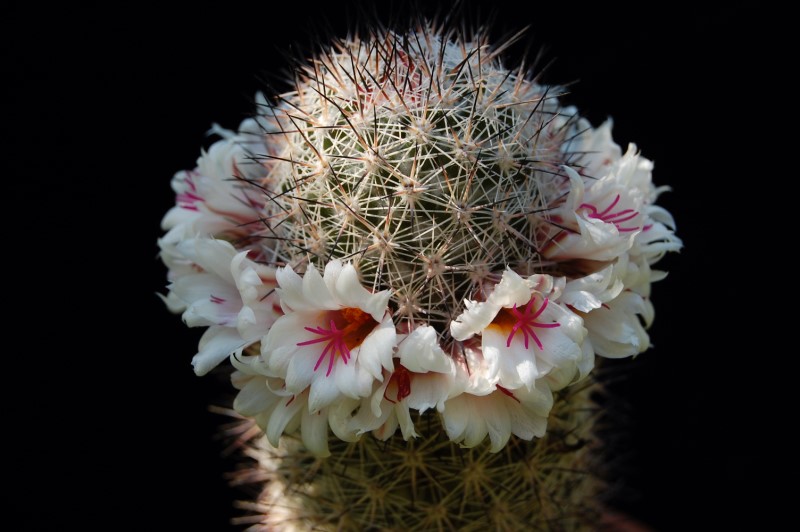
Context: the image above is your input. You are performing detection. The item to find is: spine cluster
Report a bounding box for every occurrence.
[263,28,580,339]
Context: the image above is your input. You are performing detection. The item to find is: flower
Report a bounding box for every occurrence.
[231,354,357,457]
[436,334,555,451]
[450,269,590,392]
[261,260,395,414]
[347,325,456,440]
[441,381,554,452]
[542,165,644,263]
[160,119,269,244]
[569,119,622,178]
[161,238,279,375]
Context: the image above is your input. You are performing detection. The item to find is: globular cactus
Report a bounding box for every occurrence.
[160,21,680,530]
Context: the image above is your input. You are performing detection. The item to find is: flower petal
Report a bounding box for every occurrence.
[285,352,317,394]
[177,238,237,283]
[484,400,512,452]
[261,312,310,375]
[266,393,304,448]
[441,394,470,442]
[405,372,453,413]
[397,325,453,374]
[333,358,374,399]
[334,263,391,322]
[450,299,499,341]
[192,327,247,376]
[482,327,539,390]
[308,371,342,413]
[509,384,552,439]
[301,408,331,457]
[488,268,531,308]
[328,397,360,442]
[395,403,417,440]
[354,315,396,379]
[233,375,279,417]
[174,275,241,327]
[302,263,339,310]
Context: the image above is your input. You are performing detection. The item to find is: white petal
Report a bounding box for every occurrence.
[286,353,317,394]
[463,407,488,448]
[577,338,596,380]
[275,266,311,313]
[450,299,500,341]
[370,378,392,417]
[484,399,511,452]
[459,346,499,395]
[157,291,186,314]
[180,238,237,282]
[322,259,344,294]
[308,373,342,413]
[562,265,623,312]
[334,263,391,322]
[302,263,339,310]
[354,315,396,378]
[441,394,469,442]
[334,359,374,399]
[261,312,312,375]
[328,397,361,442]
[395,403,417,440]
[350,394,392,436]
[585,292,650,359]
[372,412,399,441]
[533,305,585,372]
[482,327,539,390]
[397,325,453,374]
[237,305,257,329]
[231,251,277,307]
[509,385,553,439]
[174,275,240,327]
[161,204,200,232]
[406,372,453,413]
[560,165,587,217]
[233,376,278,417]
[301,408,331,457]
[230,352,265,376]
[488,268,532,308]
[192,327,246,376]
[266,393,304,448]
[535,326,582,368]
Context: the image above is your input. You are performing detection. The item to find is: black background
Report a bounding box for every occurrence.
[8,1,759,529]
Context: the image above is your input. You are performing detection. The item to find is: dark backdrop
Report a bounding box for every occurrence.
[8,2,756,529]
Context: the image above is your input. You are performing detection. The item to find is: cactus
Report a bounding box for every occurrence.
[266,29,573,333]
[224,380,604,531]
[159,20,680,530]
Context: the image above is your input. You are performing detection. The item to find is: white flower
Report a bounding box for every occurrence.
[159,118,272,278]
[231,355,356,457]
[163,238,279,375]
[261,261,395,414]
[581,291,651,359]
[161,118,268,232]
[571,119,622,179]
[560,260,652,359]
[231,359,284,429]
[347,326,456,440]
[561,262,624,313]
[542,162,645,263]
[441,381,554,452]
[450,269,589,392]
[633,203,683,267]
